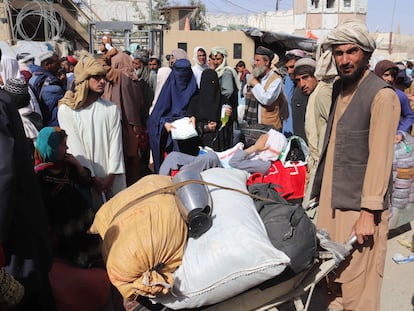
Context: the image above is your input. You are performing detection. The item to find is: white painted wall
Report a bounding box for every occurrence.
[88,2,414,60]
[90,0,149,22]
[205,10,295,34]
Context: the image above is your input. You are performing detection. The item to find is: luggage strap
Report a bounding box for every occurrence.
[110,179,280,224]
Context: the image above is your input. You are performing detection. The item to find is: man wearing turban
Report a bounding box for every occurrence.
[58,55,126,212]
[210,46,240,150]
[310,21,400,311]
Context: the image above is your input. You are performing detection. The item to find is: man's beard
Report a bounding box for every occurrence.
[252,65,266,79]
[89,90,104,97]
[338,61,368,85]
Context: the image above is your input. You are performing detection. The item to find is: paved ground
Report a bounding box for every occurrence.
[381,221,414,311]
[297,221,414,311]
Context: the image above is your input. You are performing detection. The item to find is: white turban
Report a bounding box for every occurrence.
[315,20,376,80]
[210,46,228,57]
[209,46,240,90]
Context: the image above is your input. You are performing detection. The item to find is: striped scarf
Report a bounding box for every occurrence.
[243,86,259,124]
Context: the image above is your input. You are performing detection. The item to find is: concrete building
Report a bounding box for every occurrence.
[163,29,255,69]
[0,0,413,62]
[293,0,368,38]
[204,0,414,60]
[206,10,295,34]
[160,5,255,68]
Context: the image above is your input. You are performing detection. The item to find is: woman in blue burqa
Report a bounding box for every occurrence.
[147,58,197,173]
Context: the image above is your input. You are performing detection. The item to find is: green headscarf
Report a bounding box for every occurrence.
[35,126,66,163]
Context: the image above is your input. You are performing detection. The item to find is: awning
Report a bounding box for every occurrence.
[243,27,318,56]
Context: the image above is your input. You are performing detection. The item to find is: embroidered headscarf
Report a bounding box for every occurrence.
[35,126,67,164]
[4,78,30,109]
[315,20,376,80]
[58,55,107,110]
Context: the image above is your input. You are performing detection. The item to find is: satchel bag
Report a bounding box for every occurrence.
[248,183,317,274]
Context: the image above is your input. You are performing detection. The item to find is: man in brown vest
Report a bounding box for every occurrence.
[244,46,287,131]
[311,21,400,311]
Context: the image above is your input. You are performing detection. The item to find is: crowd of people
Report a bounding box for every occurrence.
[1,19,414,311]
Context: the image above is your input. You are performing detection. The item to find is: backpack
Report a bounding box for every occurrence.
[248,183,317,274]
[29,73,51,124]
[25,111,44,131]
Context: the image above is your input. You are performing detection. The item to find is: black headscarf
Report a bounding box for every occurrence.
[187,69,221,121]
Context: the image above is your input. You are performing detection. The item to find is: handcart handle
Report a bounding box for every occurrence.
[305,199,319,211]
[345,235,357,247]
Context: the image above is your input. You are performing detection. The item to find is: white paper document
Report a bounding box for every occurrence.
[170,117,198,140]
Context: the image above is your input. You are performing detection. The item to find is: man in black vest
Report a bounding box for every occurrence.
[310,21,400,311]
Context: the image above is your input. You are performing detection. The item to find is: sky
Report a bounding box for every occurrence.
[172,0,414,36]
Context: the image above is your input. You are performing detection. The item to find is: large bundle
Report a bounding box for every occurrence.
[153,168,290,309]
[89,175,187,299]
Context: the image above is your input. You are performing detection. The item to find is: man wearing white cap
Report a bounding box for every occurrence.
[291,57,319,141]
[29,50,65,126]
[311,20,400,311]
[293,57,334,214]
[282,49,305,136]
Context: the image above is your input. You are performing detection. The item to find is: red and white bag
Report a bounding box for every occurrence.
[247,160,307,200]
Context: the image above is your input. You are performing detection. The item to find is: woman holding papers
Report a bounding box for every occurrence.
[147,58,197,173]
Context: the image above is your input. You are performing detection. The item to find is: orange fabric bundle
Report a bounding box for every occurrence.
[90,175,187,299]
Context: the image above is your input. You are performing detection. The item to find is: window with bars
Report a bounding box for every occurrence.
[233,43,242,59]
[178,42,187,52]
[326,0,335,8]
[311,0,320,9]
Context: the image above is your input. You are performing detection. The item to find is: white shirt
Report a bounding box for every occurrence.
[250,70,283,124]
[58,98,126,206]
